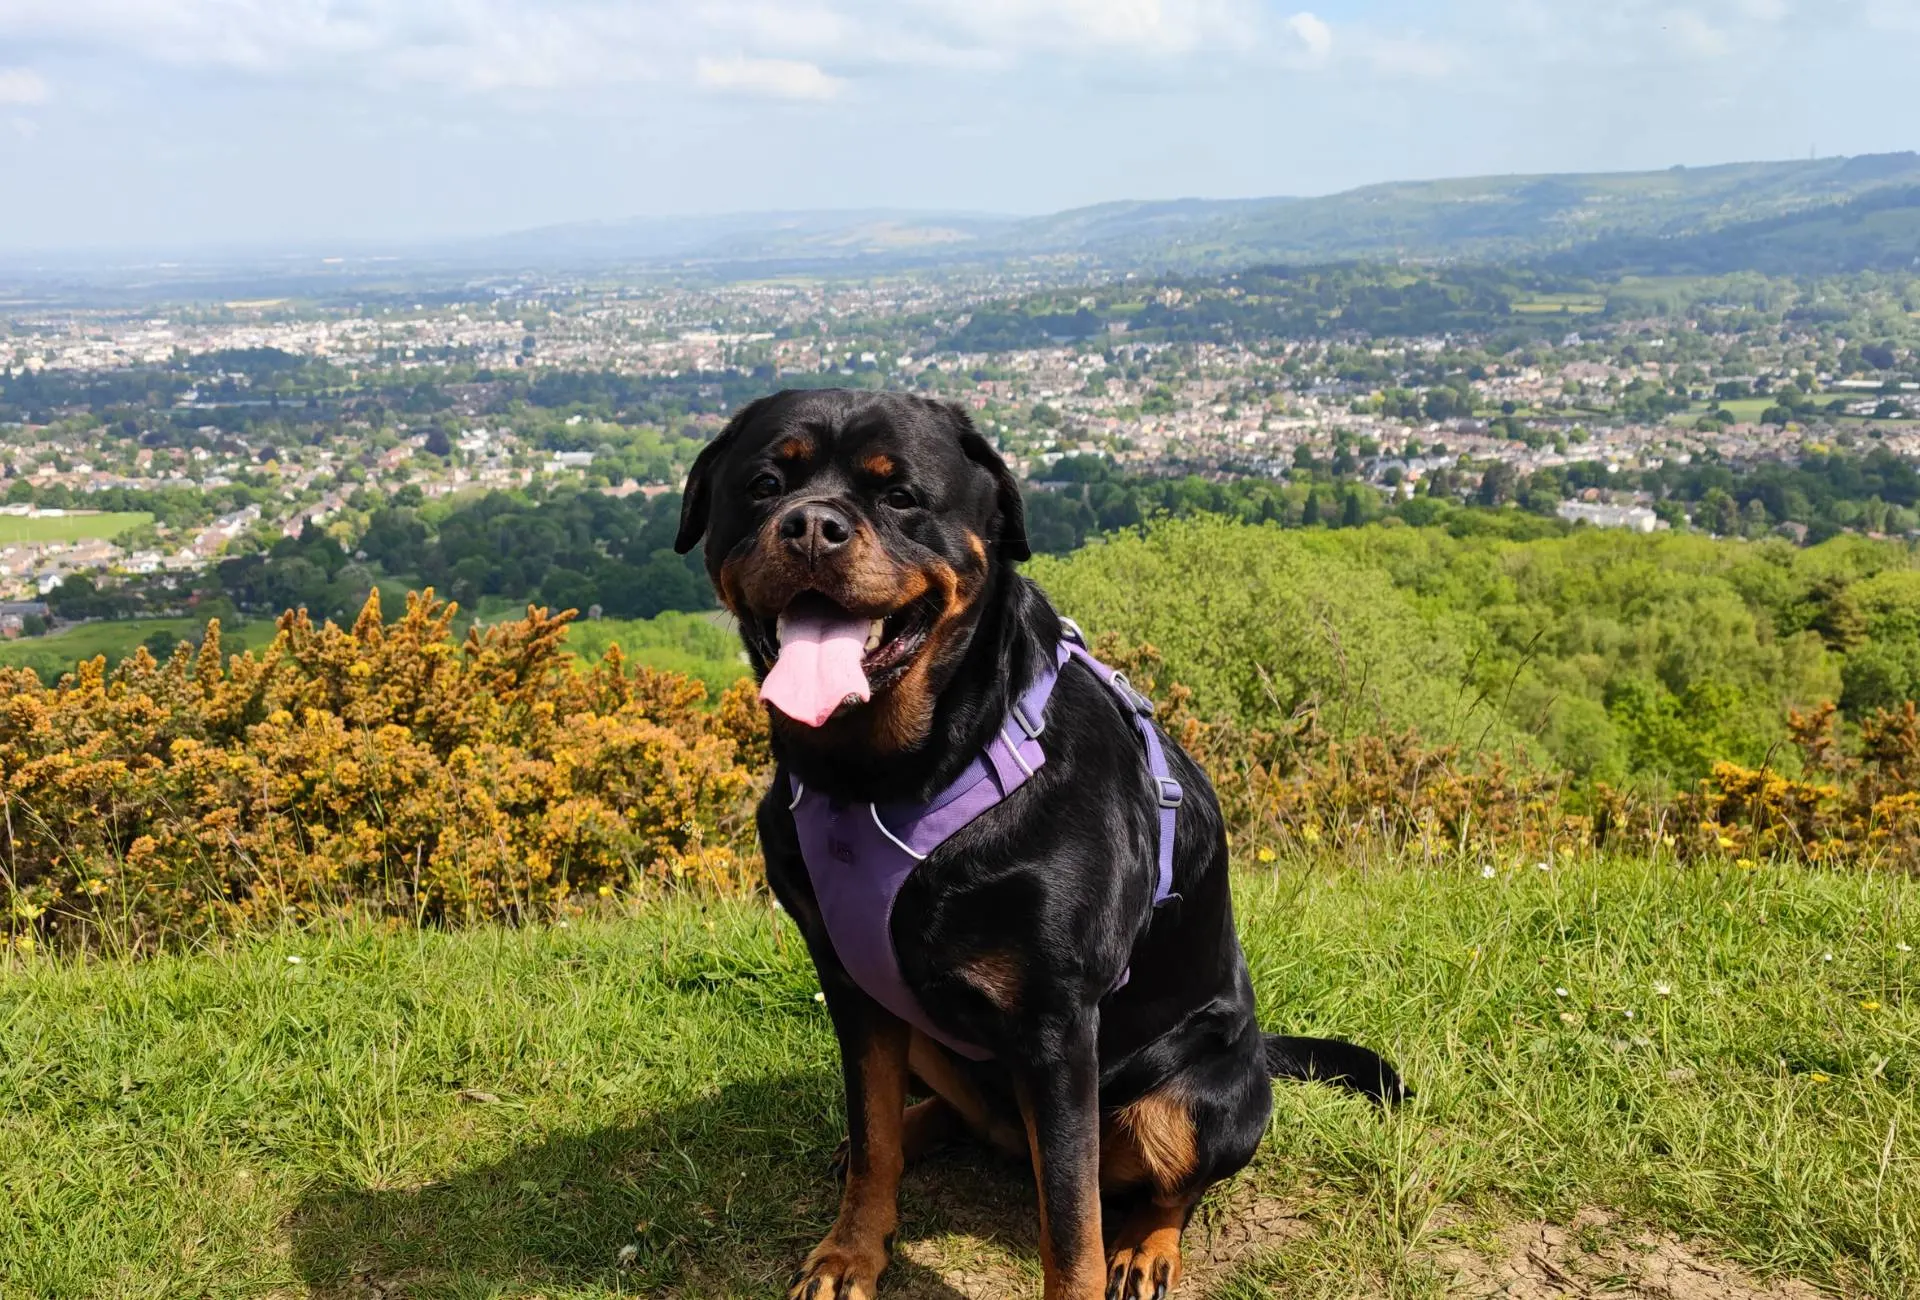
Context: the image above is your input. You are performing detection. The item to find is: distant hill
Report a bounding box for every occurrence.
[9,153,1919,299]
[470,208,1019,265]
[475,152,1920,275]
[994,153,1920,268]
[1546,182,1920,276]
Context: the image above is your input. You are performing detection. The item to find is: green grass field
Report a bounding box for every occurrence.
[0,511,151,544]
[0,616,280,680]
[0,608,746,694]
[564,610,748,695]
[1510,294,1606,315]
[3,853,1913,1298]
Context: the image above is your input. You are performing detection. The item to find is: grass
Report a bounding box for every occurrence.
[0,511,151,544]
[1510,294,1606,315]
[563,611,748,696]
[0,616,279,680]
[3,852,1915,1298]
[0,608,745,694]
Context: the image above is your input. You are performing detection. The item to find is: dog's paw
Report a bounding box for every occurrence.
[1106,1237,1181,1300]
[787,1239,887,1300]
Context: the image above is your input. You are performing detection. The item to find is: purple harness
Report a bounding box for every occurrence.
[787,621,1183,1060]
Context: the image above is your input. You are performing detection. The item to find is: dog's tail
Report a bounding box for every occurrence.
[1264,1034,1409,1105]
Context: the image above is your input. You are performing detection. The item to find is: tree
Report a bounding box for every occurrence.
[1475,462,1517,507]
[424,426,453,458]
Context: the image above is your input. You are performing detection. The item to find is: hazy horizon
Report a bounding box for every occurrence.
[3,1,1919,253]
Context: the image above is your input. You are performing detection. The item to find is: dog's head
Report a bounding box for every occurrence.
[676,389,1028,753]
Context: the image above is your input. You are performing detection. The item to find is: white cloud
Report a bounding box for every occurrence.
[0,0,1276,95]
[1363,37,1458,78]
[1664,10,1732,58]
[910,0,1261,58]
[695,55,845,100]
[1285,12,1334,64]
[0,67,50,105]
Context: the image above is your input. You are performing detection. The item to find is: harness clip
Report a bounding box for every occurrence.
[1058,615,1086,646]
[1011,698,1046,739]
[1156,777,1184,809]
[1109,671,1156,717]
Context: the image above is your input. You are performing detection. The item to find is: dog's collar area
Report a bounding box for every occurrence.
[787,615,1183,1061]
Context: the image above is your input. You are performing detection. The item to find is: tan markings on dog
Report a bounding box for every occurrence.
[775,435,814,462]
[863,556,982,754]
[1100,1089,1197,1197]
[860,452,896,478]
[1106,1200,1187,1300]
[730,517,929,625]
[1018,1085,1107,1300]
[791,1020,909,1300]
[908,1029,1026,1158]
[965,530,987,568]
[959,950,1022,1011]
[899,1096,961,1162]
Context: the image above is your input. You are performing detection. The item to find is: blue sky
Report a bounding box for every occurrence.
[1,0,1917,252]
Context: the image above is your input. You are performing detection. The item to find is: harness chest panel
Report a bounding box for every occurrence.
[788,626,1181,1060]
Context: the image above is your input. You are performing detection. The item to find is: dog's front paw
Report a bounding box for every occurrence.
[1107,1233,1181,1300]
[787,1238,888,1300]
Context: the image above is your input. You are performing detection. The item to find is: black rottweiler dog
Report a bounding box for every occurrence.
[676,389,1402,1300]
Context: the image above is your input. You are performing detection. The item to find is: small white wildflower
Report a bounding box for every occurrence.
[557,920,570,929]
[813,991,827,1003]
[285,955,304,965]
[1899,943,1913,953]
[1653,982,1672,997]
[615,1243,640,1269]
[1623,1008,1635,1020]
[1481,864,1497,879]
[1822,951,1834,963]
[1535,862,1551,872]
[1555,987,1570,998]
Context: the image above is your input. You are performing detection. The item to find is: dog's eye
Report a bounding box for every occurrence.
[748,472,783,501]
[880,485,918,510]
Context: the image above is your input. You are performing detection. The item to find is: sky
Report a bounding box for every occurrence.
[1,0,1918,253]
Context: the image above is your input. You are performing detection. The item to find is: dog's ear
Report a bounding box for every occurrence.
[674,398,766,554]
[943,401,1030,563]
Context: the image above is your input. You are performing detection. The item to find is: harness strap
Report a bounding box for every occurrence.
[1056,621,1182,909]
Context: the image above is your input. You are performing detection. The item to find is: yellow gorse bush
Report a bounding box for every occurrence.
[2,591,767,949]
[9,596,1920,954]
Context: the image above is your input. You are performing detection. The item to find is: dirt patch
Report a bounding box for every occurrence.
[883,1162,1828,1300]
[1434,1208,1828,1300]
[885,1158,1311,1300]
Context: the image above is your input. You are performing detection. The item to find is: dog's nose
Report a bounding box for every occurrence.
[778,501,853,561]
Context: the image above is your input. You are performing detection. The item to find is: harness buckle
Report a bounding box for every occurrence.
[1011,698,1046,739]
[1156,777,1184,809]
[1058,615,1086,646]
[1109,671,1156,717]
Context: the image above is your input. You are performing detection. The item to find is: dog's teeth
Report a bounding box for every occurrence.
[865,619,884,651]
[775,614,788,647]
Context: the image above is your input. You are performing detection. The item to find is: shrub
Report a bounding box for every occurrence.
[1,592,767,952]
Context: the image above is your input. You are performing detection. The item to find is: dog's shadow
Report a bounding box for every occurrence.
[290,1069,1039,1298]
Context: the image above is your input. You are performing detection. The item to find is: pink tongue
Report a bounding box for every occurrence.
[761,607,872,727]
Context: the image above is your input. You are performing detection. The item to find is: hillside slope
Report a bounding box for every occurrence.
[483,152,1920,274]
